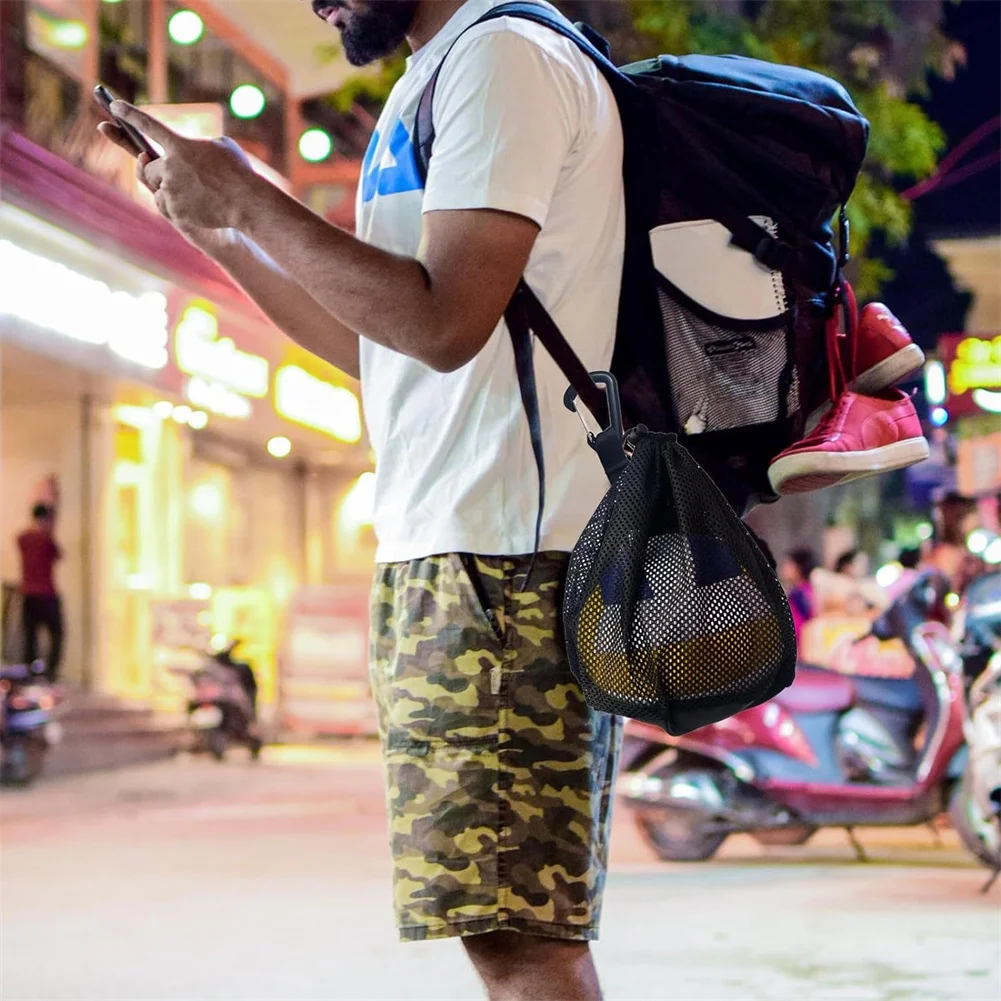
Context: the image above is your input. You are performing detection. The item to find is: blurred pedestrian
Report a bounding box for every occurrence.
[17,503,63,680]
[781,547,817,643]
[814,548,887,617]
[99,2,622,997]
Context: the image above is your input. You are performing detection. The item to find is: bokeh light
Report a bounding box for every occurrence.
[168,9,204,46]
[299,128,332,162]
[229,84,266,120]
[267,436,292,459]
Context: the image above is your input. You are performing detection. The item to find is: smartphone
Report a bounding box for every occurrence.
[93,85,159,160]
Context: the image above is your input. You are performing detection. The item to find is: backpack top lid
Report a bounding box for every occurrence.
[627,52,869,206]
[621,53,869,291]
[448,3,869,291]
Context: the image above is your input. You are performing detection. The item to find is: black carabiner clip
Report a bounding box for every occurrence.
[563,371,629,485]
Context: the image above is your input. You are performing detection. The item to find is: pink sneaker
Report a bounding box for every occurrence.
[847,303,926,394]
[807,295,926,432]
[769,389,930,495]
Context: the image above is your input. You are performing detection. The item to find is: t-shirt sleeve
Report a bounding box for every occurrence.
[421,27,582,227]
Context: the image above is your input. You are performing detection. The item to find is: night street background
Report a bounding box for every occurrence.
[3,750,998,1001]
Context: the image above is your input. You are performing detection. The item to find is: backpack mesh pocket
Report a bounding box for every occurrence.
[659,279,799,436]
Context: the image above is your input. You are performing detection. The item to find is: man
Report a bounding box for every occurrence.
[17,503,64,679]
[98,2,624,997]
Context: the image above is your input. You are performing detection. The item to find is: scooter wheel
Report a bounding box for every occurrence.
[950,768,1001,870]
[207,729,228,762]
[636,813,727,862]
[0,738,45,787]
[248,737,263,761]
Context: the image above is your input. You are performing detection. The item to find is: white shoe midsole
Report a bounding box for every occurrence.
[769,436,930,489]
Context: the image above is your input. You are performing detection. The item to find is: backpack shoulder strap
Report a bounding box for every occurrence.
[414,2,623,187]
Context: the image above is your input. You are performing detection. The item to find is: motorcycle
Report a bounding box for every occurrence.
[950,572,1001,882]
[619,571,966,861]
[0,660,63,787]
[175,640,262,762]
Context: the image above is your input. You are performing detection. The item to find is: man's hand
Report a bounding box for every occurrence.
[97,113,361,378]
[97,104,262,237]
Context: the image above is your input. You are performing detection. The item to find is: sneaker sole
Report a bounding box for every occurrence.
[804,344,926,433]
[768,436,931,495]
[851,343,926,396]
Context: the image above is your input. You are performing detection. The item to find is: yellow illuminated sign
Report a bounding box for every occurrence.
[274,365,361,442]
[948,336,1001,395]
[174,301,269,398]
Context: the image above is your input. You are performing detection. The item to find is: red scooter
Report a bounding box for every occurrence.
[620,571,965,860]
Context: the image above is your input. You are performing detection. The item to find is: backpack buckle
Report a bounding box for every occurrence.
[838,206,851,267]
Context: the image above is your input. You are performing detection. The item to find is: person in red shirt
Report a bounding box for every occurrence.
[17,504,63,680]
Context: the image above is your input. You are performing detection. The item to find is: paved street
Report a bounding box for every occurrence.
[2,746,998,1001]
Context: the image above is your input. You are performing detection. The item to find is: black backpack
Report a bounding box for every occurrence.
[414,1,870,525]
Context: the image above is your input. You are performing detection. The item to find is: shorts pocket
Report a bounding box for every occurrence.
[373,555,505,748]
[456,554,505,646]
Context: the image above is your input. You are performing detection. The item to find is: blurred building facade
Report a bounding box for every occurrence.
[0,0,377,731]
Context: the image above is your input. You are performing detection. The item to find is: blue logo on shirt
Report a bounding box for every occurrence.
[361,119,423,203]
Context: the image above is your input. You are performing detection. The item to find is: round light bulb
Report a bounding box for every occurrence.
[188,411,208,430]
[230,83,266,120]
[168,9,204,46]
[299,128,332,163]
[172,404,193,424]
[267,436,292,459]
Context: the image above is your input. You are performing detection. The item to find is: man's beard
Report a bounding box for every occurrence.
[313,1,419,66]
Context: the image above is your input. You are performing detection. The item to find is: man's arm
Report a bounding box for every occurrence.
[110,116,537,373]
[107,28,577,372]
[234,186,538,373]
[202,229,361,379]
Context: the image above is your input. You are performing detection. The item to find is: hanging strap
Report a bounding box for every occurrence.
[504,288,546,565]
[503,282,609,583]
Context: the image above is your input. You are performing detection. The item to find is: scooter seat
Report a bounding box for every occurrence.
[775,665,855,713]
[851,675,924,714]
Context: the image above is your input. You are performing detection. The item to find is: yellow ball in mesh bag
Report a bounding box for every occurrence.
[575,581,783,705]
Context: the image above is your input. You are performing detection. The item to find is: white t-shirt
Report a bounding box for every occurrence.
[356,0,625,563]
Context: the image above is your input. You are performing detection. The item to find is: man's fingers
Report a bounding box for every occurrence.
[135,153,154,192]
[143,157,166,191]
[109,101,179,149]
[97,121,138,155]
[154,189,171,221]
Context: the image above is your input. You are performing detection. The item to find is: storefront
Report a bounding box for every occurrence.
[0,131,374,727]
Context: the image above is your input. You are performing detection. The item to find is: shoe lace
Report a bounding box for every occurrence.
[825,279,858,402]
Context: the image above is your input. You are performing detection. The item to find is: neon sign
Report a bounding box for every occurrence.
[274,365,361,442]
[948,336,1001,395]
[185,375,252,419]
[174,301,269,397]
[0,239,168,369]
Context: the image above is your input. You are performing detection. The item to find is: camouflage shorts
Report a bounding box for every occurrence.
[369,552,621,943]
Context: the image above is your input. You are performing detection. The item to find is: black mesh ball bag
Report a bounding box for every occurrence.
[562,375,797,736]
